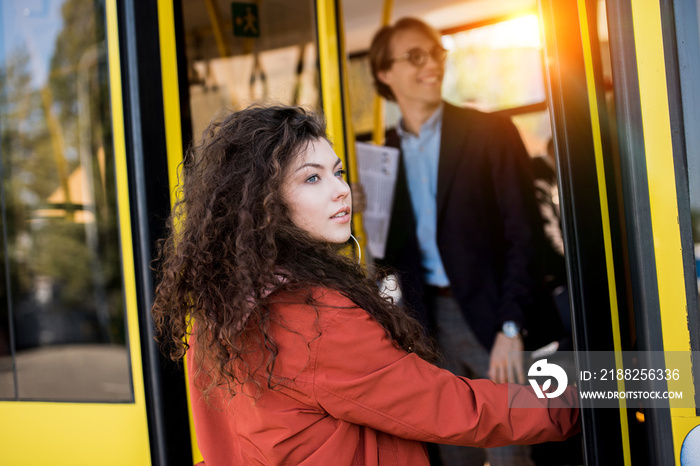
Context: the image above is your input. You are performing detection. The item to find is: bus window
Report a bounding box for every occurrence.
[345,5,550,158]
[441,15,544,112]
[0,0,131,401]
[181,0,320,139]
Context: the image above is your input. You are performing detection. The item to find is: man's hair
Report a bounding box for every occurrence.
[369,17,443,101]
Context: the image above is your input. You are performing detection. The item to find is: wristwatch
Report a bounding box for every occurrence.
[501,320,521,338]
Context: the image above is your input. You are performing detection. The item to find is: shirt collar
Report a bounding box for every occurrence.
[397,102,444,139]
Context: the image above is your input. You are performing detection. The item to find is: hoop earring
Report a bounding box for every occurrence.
[350,234,362,264]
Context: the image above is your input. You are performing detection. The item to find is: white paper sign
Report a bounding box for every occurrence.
[355,142,400,259]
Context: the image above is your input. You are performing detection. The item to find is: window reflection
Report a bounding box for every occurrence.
[182,0,320,138]
[0,0,131,401]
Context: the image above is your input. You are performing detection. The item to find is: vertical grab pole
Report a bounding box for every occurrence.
[371,0,394,146]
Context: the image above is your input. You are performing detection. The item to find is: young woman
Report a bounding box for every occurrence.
[151,105,579,465]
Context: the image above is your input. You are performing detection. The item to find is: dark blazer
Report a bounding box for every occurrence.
[380,102,550,351]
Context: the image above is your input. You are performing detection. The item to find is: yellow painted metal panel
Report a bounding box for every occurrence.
[316,0,345,156]
[316,0,366,261]
[156,2,202,464]
[1,402,151,465]
[158,0,185,207]
[630,0,699,462]
[0,1,151,463]
[576,2,630,463]
[632,0,691,352]
[333,1,366,257]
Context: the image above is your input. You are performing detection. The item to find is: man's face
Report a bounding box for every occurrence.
[378,28,445,109]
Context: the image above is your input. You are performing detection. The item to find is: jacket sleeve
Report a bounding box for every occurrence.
[487,115,543,329]
[312,302,579,447]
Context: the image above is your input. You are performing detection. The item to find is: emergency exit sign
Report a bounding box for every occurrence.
[231,3,260,38]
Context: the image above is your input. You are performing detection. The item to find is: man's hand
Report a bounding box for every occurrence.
[488,332,524,384]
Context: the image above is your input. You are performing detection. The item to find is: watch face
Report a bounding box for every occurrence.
[502,321,519,338]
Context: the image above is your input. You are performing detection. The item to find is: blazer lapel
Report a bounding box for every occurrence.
[437,103,471,217]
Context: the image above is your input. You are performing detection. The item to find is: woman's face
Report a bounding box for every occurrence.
[282,139,352,243]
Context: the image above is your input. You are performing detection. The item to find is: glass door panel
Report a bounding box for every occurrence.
[0,1,150,463]
[0,0,130,403]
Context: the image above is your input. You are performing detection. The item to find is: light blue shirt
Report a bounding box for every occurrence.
[397,104,450,287]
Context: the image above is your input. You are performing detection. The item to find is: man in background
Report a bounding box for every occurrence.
[370,17,549,466]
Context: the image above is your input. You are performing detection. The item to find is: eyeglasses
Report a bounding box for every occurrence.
[390,46,447,67]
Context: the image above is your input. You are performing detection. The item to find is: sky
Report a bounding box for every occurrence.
[1,0,65,87]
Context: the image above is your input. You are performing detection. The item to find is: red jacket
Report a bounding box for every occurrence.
[188,288,579,465]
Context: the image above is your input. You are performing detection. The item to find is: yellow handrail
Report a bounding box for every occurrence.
[371,0,394,146]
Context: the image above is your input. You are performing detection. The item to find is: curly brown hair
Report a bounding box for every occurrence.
[151,105,436,399]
